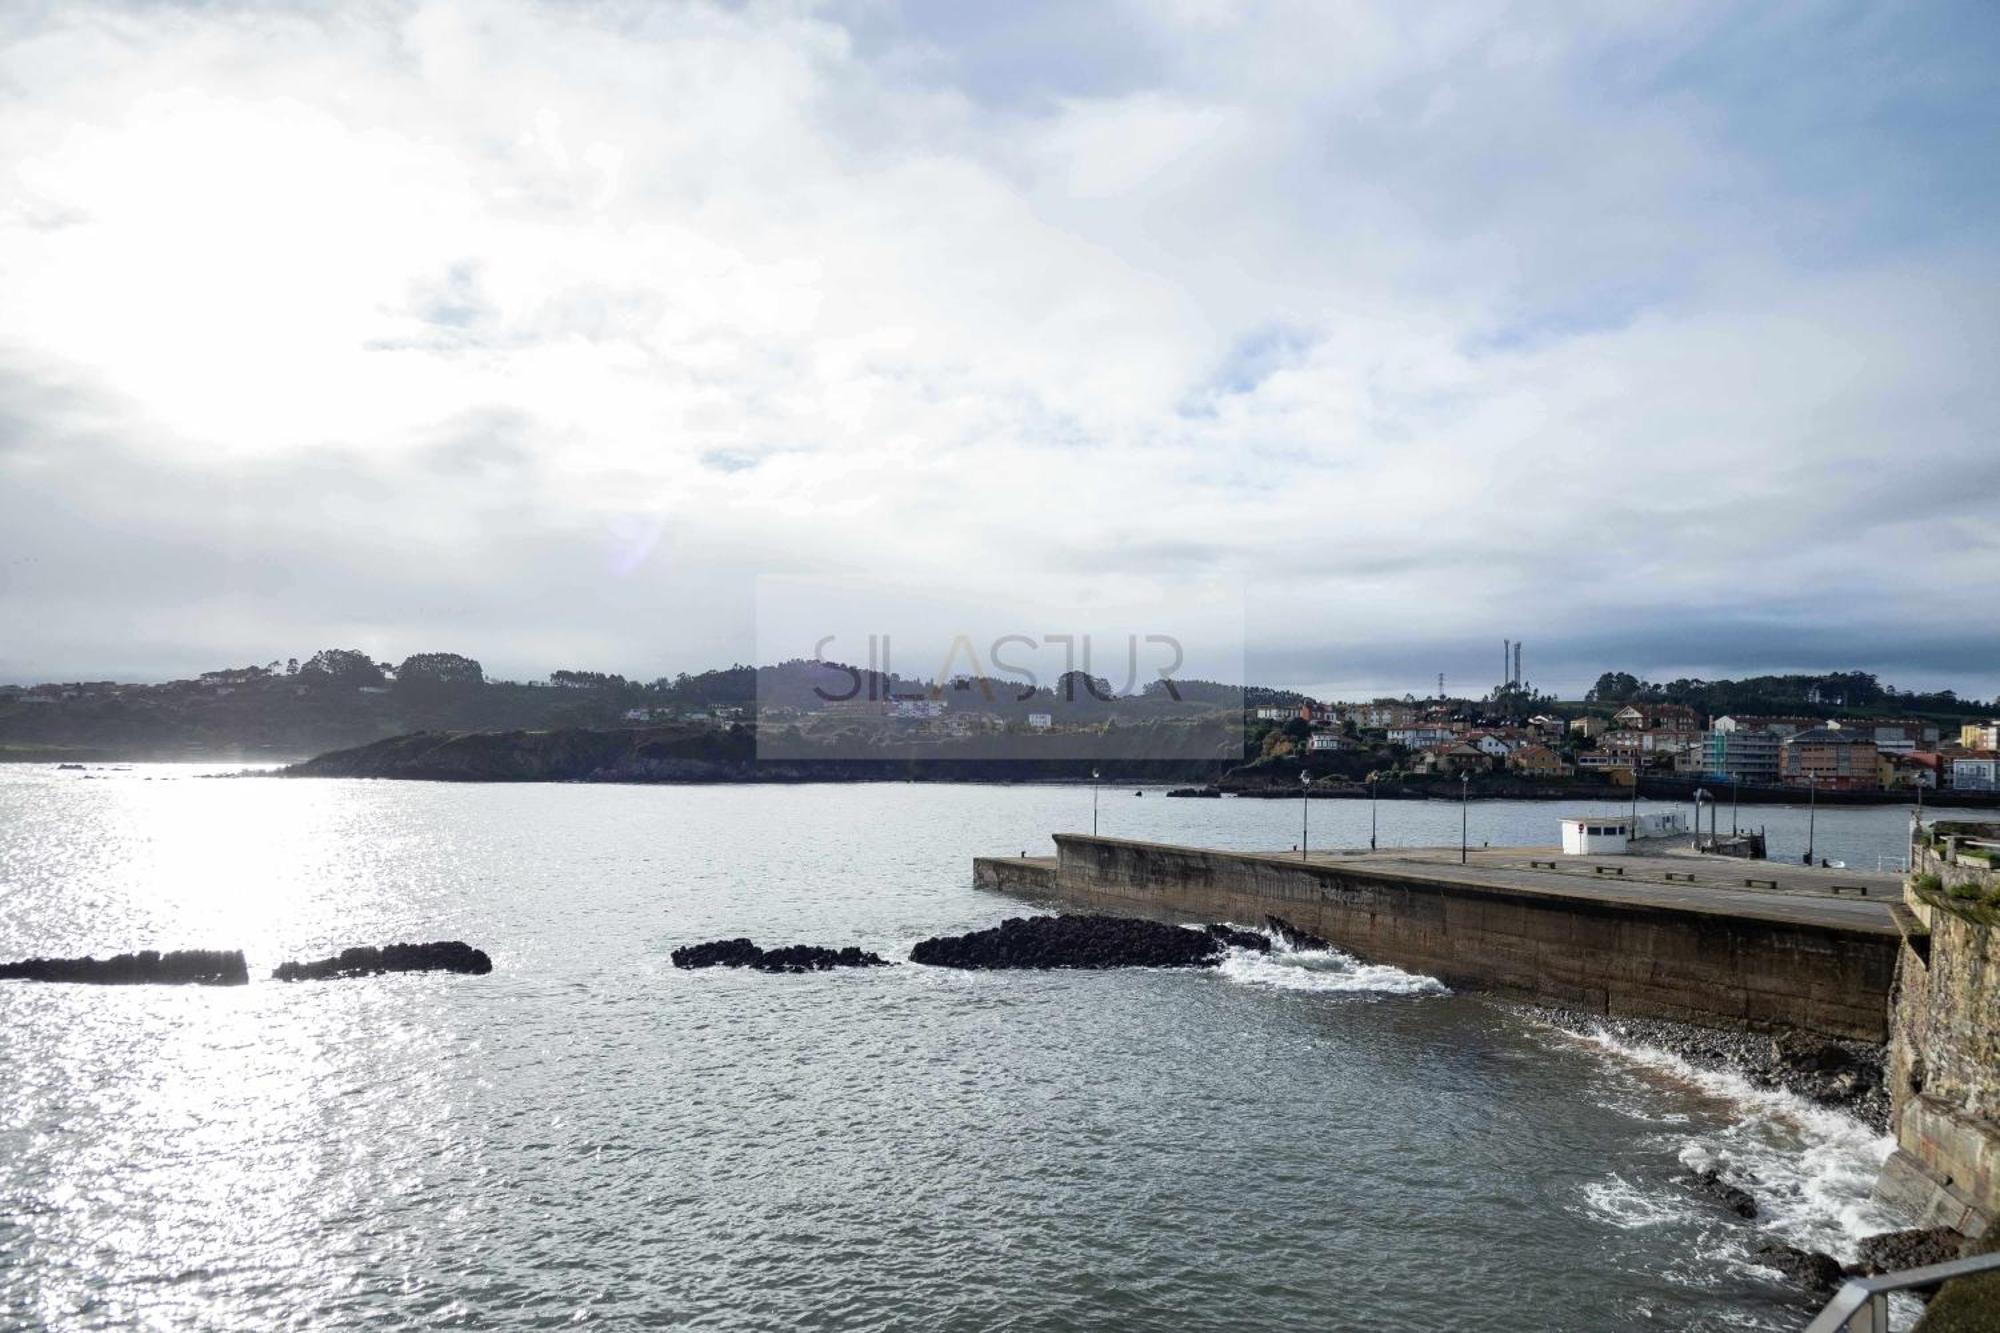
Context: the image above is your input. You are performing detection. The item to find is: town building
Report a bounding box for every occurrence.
[1612,702,1704,732]
[1388,723,1458,750]
[1951,753,1999,792]
[1568,716,1610,739]
[1959,721,2000,751]
[1509,744,1573,777]
[1026,713,1054,732]
[1778,727,1880,790]
[1306,732,1350,752]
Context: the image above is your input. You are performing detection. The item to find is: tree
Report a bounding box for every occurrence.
[395,653,485,692]
[299,649,385,688]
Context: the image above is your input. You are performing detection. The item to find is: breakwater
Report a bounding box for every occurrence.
[976,836,1902,1040]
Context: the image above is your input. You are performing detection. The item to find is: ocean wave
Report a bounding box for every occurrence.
[1215,931,1448,996]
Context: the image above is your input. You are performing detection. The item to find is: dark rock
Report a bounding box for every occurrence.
[0,949,248,986]
[1755,1242,1847,1293]
[1203,924,1272,953]
[1682,1168,1759,1219]
[910,915,1223,970]
[1166,786,1221,798]
[671,938,762,969]
[273,941,492,982]
[1265,916,1333,952]
[669,939,889,972]
[1856,1227,1966,1276]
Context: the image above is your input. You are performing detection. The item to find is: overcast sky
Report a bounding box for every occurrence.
[2,1,1995,700]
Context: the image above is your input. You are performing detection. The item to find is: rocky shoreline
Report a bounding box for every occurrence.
[1512,1004,1891,1132]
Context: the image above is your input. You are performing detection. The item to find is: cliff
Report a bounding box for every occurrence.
[1880,822,2000,1238]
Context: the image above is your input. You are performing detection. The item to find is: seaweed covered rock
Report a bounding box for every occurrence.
[669,939,889,972]
[910,915,1223,970]
[273,941,492,982]
[1753,1242,1846,1293]
[1681,1168,1759,1219]
[1265,916,1333,952]
[0,949,248,986]
[1203,924,1272,953]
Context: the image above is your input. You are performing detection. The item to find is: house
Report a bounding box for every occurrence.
[1026,713,1053,732]
[1414,742,1493,776]
[1509,744,1573,777]
[1568,716,1610,739]
[1388,724,1458,750]
[1527,714,1568,738]
[1349,702,1417,730]
[1467,733,1517,759]
[1253,706,1296,722]
[1959,722,2000,751]
[1306,731,1349,751]
[1951,753,1999,792]
[1612,703,1704,732]
[1880,753,1938,789]
[888,700,946,720]
[1779,727,1880,790]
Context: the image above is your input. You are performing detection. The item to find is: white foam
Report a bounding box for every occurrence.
[1557,1022,1901,1260]
[1215,932,1447,996]
[1581,1173,1702,1230]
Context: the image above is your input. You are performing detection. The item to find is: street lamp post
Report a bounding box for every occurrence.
[1459,771,1471,865]
[1091,767,1101,837]
[1300,771,1312,861]
[1369,776,1378,851]
[1693,787,1710,851]
[1804,772,1818,865]
[1732,779,1740,835]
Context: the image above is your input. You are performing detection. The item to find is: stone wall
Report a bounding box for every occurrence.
[1034,836,1897,1040]
[1881,824,2000,1236]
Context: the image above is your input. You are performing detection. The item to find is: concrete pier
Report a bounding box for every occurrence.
[974,836,1902,1040]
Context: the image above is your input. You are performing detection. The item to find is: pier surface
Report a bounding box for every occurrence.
[975,837,1901,1039]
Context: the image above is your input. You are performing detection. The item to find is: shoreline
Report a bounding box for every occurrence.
[1505,1002,1890,1133]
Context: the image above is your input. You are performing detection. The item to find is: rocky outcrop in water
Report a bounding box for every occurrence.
[911,915,1225,970]
[0,949,248,986]
[272,941,493,981]
[1264,916,1333,952]
[1754,1242,1846,1293]
[670,939,890,973]
[1681,1168,1759,1219]
[1203,924,1271,953]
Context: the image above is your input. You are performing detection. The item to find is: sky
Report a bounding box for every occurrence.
[0,0,1996,700]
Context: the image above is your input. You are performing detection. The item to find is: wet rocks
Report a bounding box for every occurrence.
[1681,1168,1759,1219]
[1265,916,1333,952]
[1855,1226,1966,1276]
[1203,924,1272,953]
[669,939,889,973]
[0,949,248,986]
[272,941,492,982]
[1166,786,1221,798]
[1524,1007,1891,1132]
[1754,1242,1847,1293]
[911,915,1224,970]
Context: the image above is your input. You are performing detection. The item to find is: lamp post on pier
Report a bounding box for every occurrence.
[1300,771,1312,861]
[1803,772,1818,865]
[1369,776,1378,851]
[1091,767,1101,837]
[1459,771,1471,865]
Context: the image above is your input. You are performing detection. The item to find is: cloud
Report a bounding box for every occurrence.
[0,1,1994,695]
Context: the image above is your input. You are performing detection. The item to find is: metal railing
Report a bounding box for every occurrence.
[1805,1252,2000,1332]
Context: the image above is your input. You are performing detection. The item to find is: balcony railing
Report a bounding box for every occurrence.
[1804,1252,2000,1332]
